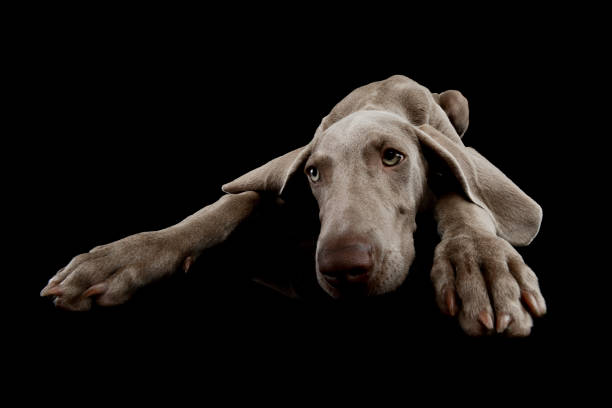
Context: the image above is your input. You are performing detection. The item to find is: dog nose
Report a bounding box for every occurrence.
[317,240,374,284]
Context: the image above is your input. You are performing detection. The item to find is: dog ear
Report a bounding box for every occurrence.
[416,124,542,246]
[432,90,469,138]
[222,144,312,196]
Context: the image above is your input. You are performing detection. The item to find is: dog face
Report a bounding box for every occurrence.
[305,110,429,298]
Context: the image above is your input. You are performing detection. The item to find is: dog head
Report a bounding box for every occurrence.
[304,110,430,297]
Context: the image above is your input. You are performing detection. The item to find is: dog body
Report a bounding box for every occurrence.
[41,75,546,336]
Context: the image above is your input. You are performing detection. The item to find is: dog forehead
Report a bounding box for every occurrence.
[313,110,415,152]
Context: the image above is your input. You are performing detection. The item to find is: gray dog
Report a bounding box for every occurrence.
[41,75,546,336]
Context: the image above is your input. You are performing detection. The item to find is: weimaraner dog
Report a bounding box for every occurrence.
[41,75,546,336]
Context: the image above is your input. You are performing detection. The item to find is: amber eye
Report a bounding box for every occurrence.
[307,166,320,182]
[382,149,404,166]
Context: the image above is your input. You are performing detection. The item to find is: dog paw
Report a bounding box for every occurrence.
[40,231,191,311]
[431,232,546,337]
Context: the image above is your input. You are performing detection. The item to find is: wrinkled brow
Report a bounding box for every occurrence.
[363,127,416,153]
[304,153,333,172]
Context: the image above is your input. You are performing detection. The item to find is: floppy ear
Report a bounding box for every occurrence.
[222,144,312,196]
[416,124,542,246]
[432,90,469,138]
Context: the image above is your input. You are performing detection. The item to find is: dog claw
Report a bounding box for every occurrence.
[183,256,194,273]
[41,286,63,297]
[521,290,541,316]
[478,311,494,330]
[444,289,457,316]
[83,283,108,297]
[496,314,511,333]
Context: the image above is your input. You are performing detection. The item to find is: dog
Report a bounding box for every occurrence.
[41,75,546,336]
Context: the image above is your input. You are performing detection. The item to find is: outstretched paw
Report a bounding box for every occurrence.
[431,233,546,337]
[41,231,191,311]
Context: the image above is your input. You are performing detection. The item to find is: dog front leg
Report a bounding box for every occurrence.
[40,191,261,310]
[431,192,546,336]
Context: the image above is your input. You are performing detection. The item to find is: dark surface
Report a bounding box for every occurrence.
[12,5,602,399]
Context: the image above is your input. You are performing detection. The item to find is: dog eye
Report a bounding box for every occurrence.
[307,166,320,182]
[382,149,404,166]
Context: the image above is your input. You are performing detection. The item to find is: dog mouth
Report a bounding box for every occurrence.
[319,272,372,298]
[317,246,410,299]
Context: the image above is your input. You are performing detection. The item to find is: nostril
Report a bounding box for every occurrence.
[347,268,367,277]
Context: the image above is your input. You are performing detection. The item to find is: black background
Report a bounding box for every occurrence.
[11,4,604,401]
